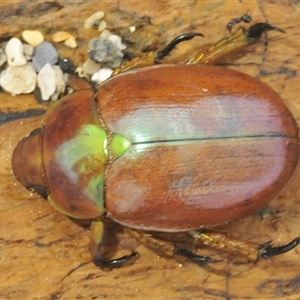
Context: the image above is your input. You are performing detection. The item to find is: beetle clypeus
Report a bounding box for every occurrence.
[12,14,300,268]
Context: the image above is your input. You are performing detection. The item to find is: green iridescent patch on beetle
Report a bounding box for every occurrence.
[109,133,131,158]
[83,175,105,207]
[54,124,108,212]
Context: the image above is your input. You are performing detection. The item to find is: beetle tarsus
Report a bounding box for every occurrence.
[247,23,285,40]
[93,251,138,268]
[258,238,300,259]
[175,248,221,263]
[155,33,204,61]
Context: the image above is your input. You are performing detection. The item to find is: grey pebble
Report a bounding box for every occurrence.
[32,41,59,72]
[88,37,123,69]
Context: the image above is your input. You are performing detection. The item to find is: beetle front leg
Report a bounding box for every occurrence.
[126,228,219,264]
[189,230,300,261]
[90,217,138,268]
[188,21,285,65]
[112,33,204,75]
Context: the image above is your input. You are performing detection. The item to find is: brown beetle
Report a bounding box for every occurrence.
[12,14,300,268]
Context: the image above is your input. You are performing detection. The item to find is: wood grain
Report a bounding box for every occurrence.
[1,1,300,299]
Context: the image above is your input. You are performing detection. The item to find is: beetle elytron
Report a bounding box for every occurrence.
[12,14,300,267]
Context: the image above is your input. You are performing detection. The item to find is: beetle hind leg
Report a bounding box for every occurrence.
[189,230,300,262]
[175,248,221,263]
[188,19,285,65]
[90,218,138,268]
[127,228,219,264]
[259,237,300,259]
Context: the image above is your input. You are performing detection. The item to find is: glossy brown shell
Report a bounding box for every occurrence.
[96,65,299,231]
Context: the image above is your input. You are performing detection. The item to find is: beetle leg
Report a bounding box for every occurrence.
[126,228,219,264]
[174,248,221,263]
[155,33,205,61]
[112,33,204,75]
[258,237,300,259]
[189,230,260,261]
[90,217,138,268]
[189,230,300,262]
[188,22,285,65]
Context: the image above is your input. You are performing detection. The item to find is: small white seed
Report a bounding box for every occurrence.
[52,65,66,94]
[23,44,34,59]
[91,68,113,84]
[129,26,136,33]
[5,37,27,66]
[0,64,37,95]
[22,30,44,47]
[84,11,105,29]
[100,29,112,39]
[75,67,86,78]
[83,58,101,75]
[98,20,107,32]
[108,34,127,51]
[64,36,77,49]
[52,31,72,43]
[37,63,56,100]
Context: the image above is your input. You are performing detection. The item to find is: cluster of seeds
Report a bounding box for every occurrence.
[0,11,132,102]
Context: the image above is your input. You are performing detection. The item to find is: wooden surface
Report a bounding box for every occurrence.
[1,1,300,299]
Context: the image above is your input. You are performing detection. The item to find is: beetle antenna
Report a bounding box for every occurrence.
[155,33,204,61]
[258,237,300,259]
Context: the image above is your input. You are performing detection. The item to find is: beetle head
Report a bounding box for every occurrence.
[12,128,48,198]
